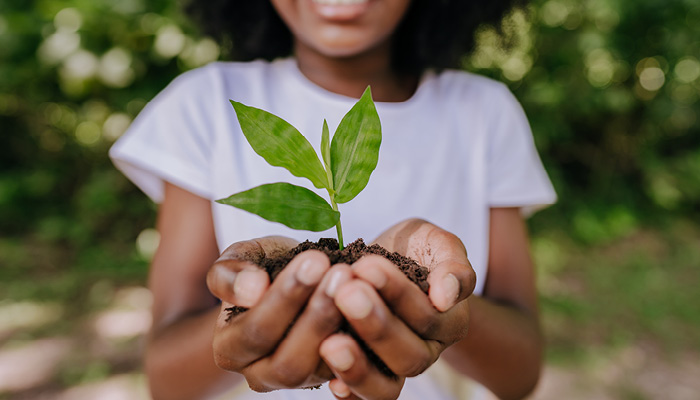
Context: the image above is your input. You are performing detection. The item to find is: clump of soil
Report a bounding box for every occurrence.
[225,238,430,377]
[271,238,428,291]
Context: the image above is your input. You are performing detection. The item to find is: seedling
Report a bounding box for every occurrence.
[216,87,381,250]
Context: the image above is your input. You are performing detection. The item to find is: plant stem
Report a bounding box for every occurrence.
[325,160,344,250]
[329,194,344,250]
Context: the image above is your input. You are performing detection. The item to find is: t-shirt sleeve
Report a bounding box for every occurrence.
[486,84,557,215]
[109,68,216,203]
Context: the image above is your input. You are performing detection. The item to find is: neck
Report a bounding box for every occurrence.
[294,41,418,103]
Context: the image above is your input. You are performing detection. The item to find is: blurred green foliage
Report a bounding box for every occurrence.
[534,220,700,361]
[1,0,698,281]
[1,0,218,283]
[467,0,700,242]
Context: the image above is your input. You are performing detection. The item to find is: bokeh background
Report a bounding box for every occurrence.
[1,0,699,399]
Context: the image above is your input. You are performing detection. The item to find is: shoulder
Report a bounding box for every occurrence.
[200,59,288,82]
[161,59,276,96]
[140,59,293,120]
[422,69,529,132]
[433,69,506,91]
[428,69,519,109]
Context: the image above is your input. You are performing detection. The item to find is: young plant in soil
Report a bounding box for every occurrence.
[218,87,381,251]
[217,87,428,376]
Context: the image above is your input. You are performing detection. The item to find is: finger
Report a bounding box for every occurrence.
[321,334,405,400]
[352,255,471,347]
[426,258,476,312]
[417,226,476,310]
[371,221,476,311]
[245,265,354,390]
[208,236,297,306]
[208,260,269,307]
[213,250,330,371]
[334,280,441,377]
[217,236,299,263]
[329,379,355,399]
[351,256,438,335]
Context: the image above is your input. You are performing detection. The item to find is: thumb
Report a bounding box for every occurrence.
[207,260,270,307]
[427,260,476,312]
[207,236,297,307]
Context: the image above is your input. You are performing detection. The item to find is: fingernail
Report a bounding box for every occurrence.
[326,347,355,372]
[441,273,460,310]
[330,381,351,398]
[337,288,373,319]
[296,258,326,286]
[234,270,266,306]
[325,269,345,298]
[216,265,237,285]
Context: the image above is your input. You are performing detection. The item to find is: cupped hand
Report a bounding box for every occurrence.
[320,219,475,399]
[208,237,353,391]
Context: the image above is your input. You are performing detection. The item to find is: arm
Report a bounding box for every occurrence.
[441,207,542,399]
[320,211,540,400]
[146,182,242,400]
[151,183,344,397]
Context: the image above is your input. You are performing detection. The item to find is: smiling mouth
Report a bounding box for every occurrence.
[313,0,368,4]
[311,0,371,21]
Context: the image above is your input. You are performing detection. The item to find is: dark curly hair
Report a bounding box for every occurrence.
[186,0,524,74]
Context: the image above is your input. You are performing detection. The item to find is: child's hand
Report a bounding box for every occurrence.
[372,218,477,312]
[207,237,354,391]
[207,236,297,307]
[319,219,475,399]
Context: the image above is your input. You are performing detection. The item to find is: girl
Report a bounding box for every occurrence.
[110,1,556,399]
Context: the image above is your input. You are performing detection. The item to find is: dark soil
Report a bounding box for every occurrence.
[225,238,430,378]
[268,238,428,291]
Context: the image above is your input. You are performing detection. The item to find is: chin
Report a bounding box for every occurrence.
[314,43,373,58]
[301,29,389,59]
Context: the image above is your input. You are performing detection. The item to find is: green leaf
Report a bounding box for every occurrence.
[330,86,382,203]
[216,183,340,232]
[321,119,331,171]
[231,101,328,190]
[321,119,334,190]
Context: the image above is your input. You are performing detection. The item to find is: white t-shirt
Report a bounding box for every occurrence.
[110,58,556,399]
